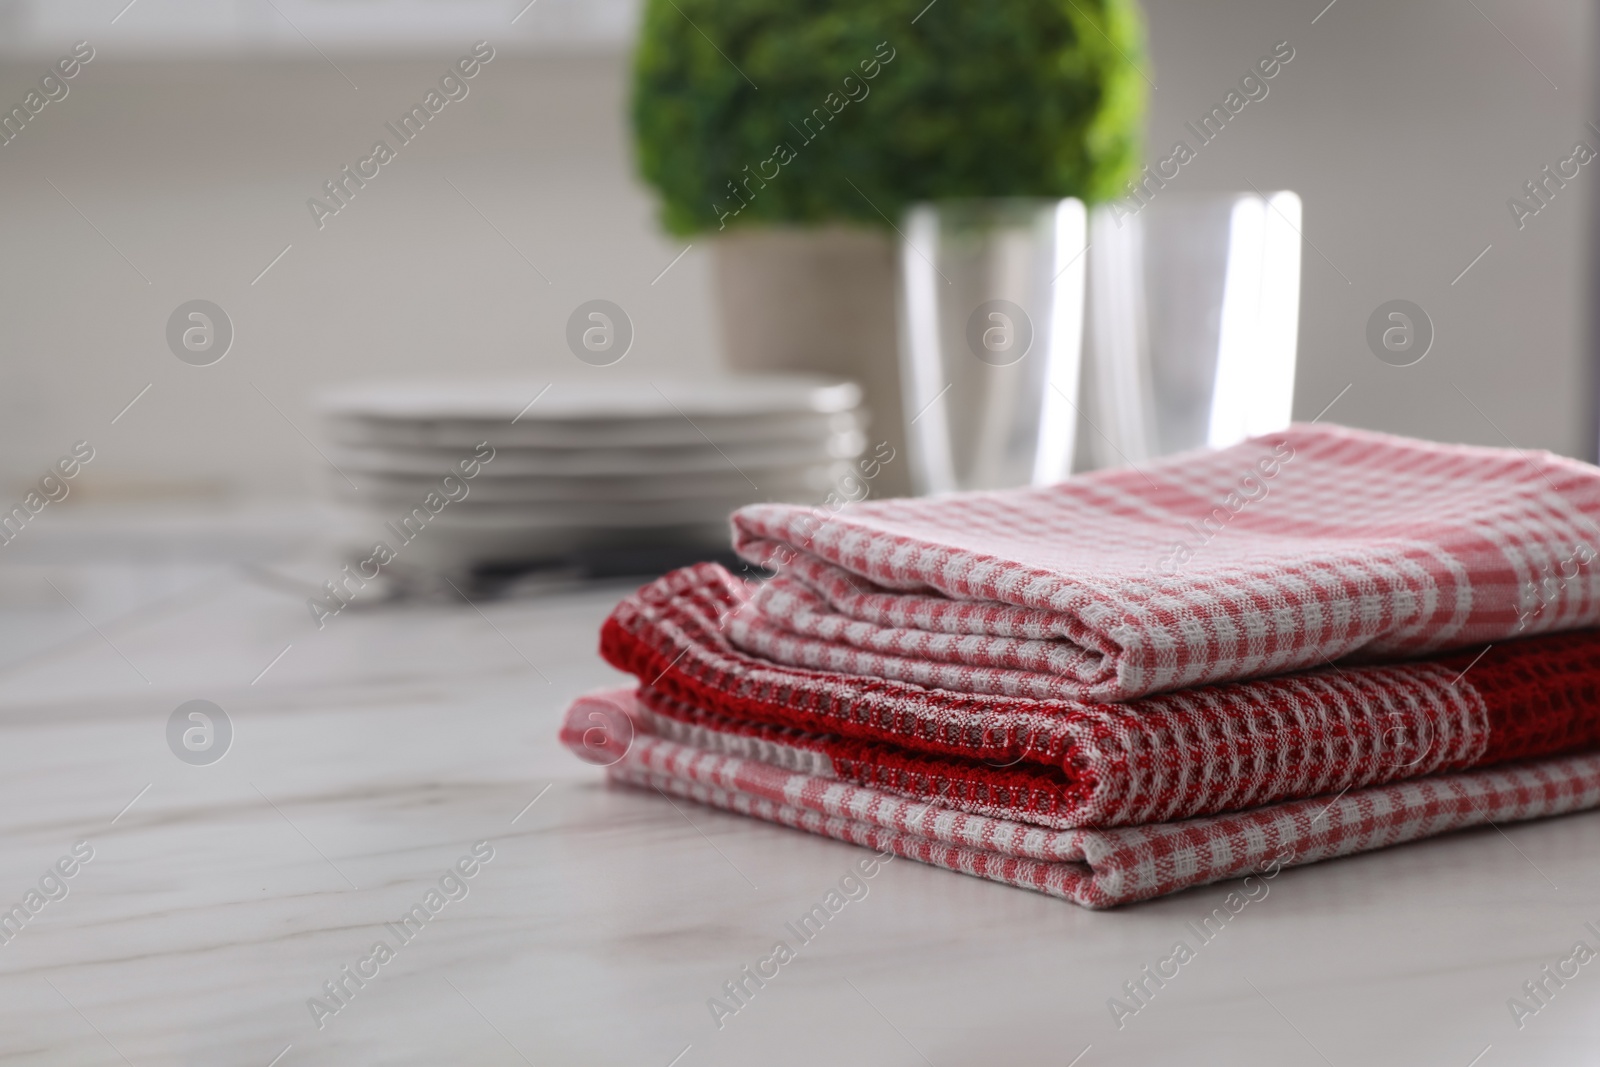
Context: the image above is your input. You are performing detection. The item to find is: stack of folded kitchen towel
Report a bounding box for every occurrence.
[560,425,1600,907]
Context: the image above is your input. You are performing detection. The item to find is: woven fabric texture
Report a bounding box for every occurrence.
[731,424,1600,700]
[599,564,1600,827]
[561,705,1600,908]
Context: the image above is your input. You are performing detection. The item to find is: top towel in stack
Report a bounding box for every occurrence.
[727,424,1600,699]
[567,425,1600,906]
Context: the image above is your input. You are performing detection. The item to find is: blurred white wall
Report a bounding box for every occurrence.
[0,51,721,501]
[1139,0,1595,460]
[0,0,1591,503]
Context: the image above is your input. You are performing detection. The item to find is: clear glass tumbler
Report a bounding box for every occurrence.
[1077,190,1302,471]
[896,199,1088,495]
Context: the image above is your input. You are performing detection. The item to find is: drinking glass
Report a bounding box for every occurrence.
[896,198,1088,495]
[1076,191,1302,470]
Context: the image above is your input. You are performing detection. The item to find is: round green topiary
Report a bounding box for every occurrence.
[632,0,1149,236]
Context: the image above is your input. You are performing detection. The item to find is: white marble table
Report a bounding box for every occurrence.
[2,518,1599,1066]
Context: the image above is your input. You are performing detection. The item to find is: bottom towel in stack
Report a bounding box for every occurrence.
[561,690,1600,908]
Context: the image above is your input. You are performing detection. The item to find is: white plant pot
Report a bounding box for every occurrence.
[710,225,912,498]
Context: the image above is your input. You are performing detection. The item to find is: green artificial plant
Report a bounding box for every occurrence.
[632,0,1149,236]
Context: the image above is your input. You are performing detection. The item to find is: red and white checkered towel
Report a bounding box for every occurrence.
[600,563,1600,828]
[561,692,1600,908]
[564,426,1600,904]
[731,424,1600,701]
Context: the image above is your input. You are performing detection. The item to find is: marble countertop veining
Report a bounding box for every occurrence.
[1,549,1598,1066]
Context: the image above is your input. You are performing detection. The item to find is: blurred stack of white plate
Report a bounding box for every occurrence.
[315,376,865,572]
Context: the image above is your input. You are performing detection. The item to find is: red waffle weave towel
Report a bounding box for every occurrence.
[730,424,1600,701]
[560,692,1600,908]
[600,563,1600,828]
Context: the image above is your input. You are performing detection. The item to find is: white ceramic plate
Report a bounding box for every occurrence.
[325,432,867,477]
[324,410,865,451]
[328,462,851,504]
[343,493,805,526]
[316,376,862,421]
